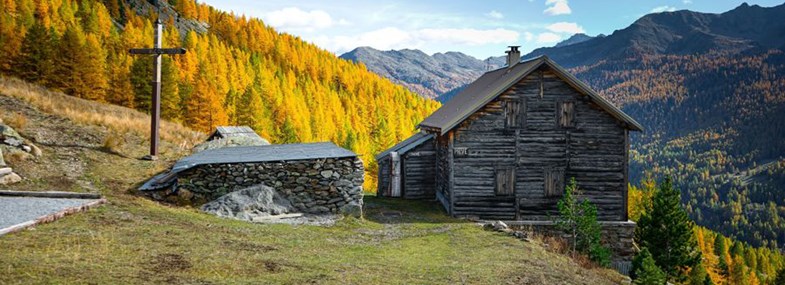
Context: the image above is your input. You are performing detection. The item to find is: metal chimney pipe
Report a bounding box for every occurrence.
[506,46,521,68]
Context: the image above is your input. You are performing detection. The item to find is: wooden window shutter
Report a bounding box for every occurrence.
[544,168,566,197]
[505,100,521,129]
[559,101,575,128]
[495,167,515,196]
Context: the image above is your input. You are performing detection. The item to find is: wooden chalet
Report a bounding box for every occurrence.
[379,47,643,222]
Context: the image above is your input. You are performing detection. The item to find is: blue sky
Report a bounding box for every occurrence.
[200,0,784,59]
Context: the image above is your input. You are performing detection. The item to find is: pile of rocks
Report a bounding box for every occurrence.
[0,122,40,185]
[147,157,364,217]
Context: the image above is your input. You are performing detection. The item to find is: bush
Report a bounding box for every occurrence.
[555,177,611,267]
[4,112,27,130]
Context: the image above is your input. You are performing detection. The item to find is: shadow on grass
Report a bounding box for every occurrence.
[362,195,467,224]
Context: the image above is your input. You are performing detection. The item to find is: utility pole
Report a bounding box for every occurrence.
[129,17,186,160]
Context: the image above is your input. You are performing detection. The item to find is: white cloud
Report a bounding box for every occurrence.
[536,32,562,43]
[649,6,677,13]
[545,22,585,34]
[524,32,534,42]
[264,7,334,32]
[418,28,519,46]
[682,0,693,4]
[313,27,520,54]
[544,0,572,16]
[485,10,504,19]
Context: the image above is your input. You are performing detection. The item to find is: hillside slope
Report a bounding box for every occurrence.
[0,0,440,190]
[0,78,624,284]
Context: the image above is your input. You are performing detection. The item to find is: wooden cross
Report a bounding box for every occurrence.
[129,19,186,160]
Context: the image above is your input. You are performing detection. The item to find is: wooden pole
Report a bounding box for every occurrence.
[149,19,163,159]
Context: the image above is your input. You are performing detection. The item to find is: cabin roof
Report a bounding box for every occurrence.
[209,126,261,140]
[375,132,435,160]
[418,56,644,135]
[139,142,356,191]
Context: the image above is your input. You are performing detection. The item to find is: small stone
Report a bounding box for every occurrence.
[0,172,22,185]
[0,148,5,167]
[320,170,333,178]
[492,221,508,231]
[310,206,330,213]
[21,145,31,152]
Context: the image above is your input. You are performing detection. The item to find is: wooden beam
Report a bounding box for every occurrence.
[129,48,187,55]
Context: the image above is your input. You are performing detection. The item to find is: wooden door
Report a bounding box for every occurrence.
[390,152,402,197]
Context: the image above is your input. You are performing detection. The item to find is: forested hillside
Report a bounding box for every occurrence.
[0,0,440,189]
[629,180,785,284]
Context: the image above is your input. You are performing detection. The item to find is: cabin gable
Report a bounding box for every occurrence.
[447,65,628,221]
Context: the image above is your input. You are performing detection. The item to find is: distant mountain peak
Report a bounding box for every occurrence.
[554,33,595,47]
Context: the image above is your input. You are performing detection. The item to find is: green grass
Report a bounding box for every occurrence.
[0,83,623,284]
[0,196,622,284]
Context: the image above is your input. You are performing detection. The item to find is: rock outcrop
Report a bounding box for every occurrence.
[0,123,38,185]
[200,184,294,220]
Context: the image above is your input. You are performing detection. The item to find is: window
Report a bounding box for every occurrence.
[495,167,515,196]
[505,99,525,128]
[558,101,575,128]
[544,168,566,197]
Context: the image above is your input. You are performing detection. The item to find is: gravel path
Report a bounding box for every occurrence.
[0,197,99,230]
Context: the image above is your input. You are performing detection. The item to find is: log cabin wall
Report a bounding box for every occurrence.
[435,135,452,213]
[377,156,391,196]
[448,65,627,221]
[402,140,437,199]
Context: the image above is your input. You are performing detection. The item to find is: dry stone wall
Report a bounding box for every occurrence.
[148,157,364,215]
[508,220,636,274]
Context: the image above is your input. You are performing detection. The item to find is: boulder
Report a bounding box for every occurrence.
[0,148,5,167]
[0,124,22,141]
[339,201,363,218]
[0,172,21,185]
[200,184,294,221]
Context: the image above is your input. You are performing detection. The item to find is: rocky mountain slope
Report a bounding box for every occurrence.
[340,47,502,98]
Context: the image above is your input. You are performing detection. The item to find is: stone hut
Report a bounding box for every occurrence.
[141,142,364,215]
[207,126,264,141]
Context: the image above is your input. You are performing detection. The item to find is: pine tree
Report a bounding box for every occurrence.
[79,34,108,101]
[775,267,785,285]
[53,26,87,96]
[636,177,701,282]
[556,178,611,267]
[106,53,135,108]
[16,21,56,84]
[730,255,749,284]
[131,56,179,117]
[632,247,667,285]
[130,56,152,111]
[160,57,181,121]
[236,86,264,131]
[688,263,708,285]
[279,117,299,143]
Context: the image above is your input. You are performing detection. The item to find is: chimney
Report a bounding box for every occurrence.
[506,46,521,68]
